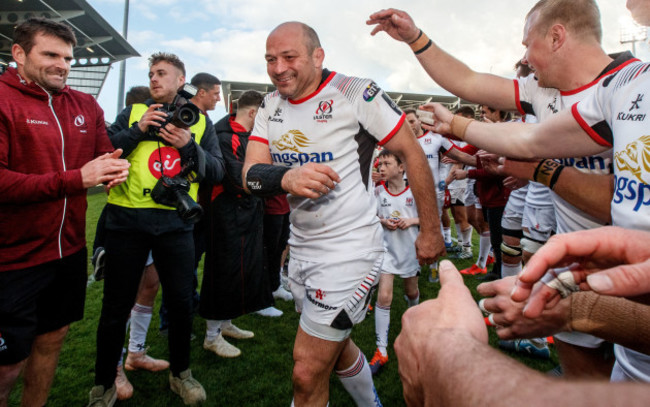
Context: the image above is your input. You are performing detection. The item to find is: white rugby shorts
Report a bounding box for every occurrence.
[288,250,383,342]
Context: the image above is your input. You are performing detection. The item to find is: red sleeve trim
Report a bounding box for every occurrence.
[513,79,525,116]
[570,103,612,147]
[378,113,406,146]
[249,136,268,145]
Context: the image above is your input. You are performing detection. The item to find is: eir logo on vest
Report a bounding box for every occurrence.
[148,147,182,178]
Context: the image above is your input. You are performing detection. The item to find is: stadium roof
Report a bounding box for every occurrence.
[221,80,478,115]
[0,0,139,98]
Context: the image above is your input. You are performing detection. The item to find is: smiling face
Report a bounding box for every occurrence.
[265,23,324,100]
[521,11,555,88]
[12,32,73,92]
[149,61,185,104]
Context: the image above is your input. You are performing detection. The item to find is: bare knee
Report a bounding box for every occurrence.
[292,360,320,394]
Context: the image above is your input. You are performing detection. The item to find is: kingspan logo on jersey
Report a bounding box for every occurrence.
[314,100,334,123]
[271,130,334,167]
[613,135,650,211]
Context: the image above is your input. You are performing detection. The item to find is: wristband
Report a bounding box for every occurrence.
[245,164,290,197]
[408,29,423,44]
[409,31,432,54]
[533,159,564,190]
[450,115,474,140]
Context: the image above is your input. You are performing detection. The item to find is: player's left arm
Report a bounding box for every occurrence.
[384,122,445,263]
[430,104,610,159]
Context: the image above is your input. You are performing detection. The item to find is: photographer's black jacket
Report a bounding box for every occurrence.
[105,99,225,234]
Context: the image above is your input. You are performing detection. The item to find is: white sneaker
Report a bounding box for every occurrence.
[256,306,283,317]
[221,322,254,339]
[272,286,293,301]
[203,334,241,358]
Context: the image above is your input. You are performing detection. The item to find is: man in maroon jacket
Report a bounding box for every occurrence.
[0,18,129,407]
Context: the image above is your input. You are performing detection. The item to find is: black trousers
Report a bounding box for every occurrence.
[263,212,290,292]
[483,206,505,277]
[95,229,194,387]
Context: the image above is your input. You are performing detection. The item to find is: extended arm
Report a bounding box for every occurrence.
[384,122,445,264]
[367,8,517,111]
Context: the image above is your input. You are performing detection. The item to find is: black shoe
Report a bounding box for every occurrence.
[476,272,499,282]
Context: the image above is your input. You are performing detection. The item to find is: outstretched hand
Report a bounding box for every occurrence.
[367,8,421,43]
[511,227,650,318]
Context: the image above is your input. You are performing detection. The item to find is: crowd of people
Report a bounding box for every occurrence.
[2,0,650,406]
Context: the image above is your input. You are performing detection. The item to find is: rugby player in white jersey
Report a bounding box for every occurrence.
[426,0,650,383]
[242,22,444,406]
[368,0,635,378]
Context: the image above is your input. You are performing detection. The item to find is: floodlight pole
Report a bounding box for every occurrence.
[116,0,130,113]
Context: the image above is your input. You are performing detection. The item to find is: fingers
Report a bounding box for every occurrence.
[587,261,650,298]
[438,260,464,287]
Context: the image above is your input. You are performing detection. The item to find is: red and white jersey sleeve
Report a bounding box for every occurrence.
[251,71,405,259]
[573,60,650,231]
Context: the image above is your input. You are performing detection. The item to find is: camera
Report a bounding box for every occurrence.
[151,159,203,224]
[154,84,201,130]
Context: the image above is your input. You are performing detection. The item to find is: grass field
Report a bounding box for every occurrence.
[9,192,557,406]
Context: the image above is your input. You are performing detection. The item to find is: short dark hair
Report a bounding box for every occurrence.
[403,108,417,116]
[378,149,402,165]
[237,90,264,110]
[13,17,77,55]
[190,72,221,91]
[149,52,185,76]
[480,105,511,122]
[125,86,151,106]
[455,106,475,119]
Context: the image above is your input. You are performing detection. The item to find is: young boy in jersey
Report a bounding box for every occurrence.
[370,149,420,375]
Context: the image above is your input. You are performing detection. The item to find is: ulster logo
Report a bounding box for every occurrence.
[74,115,85,126]
[314,100,334,123]
[615,135,650,184]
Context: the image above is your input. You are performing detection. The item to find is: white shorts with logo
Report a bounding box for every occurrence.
[288,250,383,342]
[522,205,556,243]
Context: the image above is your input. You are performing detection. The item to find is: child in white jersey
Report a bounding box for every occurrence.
[370,149,421,375]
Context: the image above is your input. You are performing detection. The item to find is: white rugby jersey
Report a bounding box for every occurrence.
[445,139,468,191]
[375,182,420,275]
[416,131,454,185]
[515,52,637,233]
[570,60,650,383]
[250,71,405,259]
[573,60,650,231]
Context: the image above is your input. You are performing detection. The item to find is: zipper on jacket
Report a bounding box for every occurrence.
[46,90,67,259]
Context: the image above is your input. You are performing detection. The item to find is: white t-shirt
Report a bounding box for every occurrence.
[515,53,635,233]
[375,182,420,276]
[251,71,404,260]
[573,60,650,382]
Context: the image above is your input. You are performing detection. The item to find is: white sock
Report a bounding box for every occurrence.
[374,304,390,354]
[461,226,473,249]
[454,224,463,245]
[128,304,152,353]
[336,351,382,407]
[206,320,224,340]
[405,292,419,308]
[477,232,491,268]
[501,262,522,278]
[443,227,452,245]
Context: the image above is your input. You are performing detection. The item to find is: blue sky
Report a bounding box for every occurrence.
[88,0,638,122]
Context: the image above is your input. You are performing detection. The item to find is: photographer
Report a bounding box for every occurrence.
[88,52,224,406]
